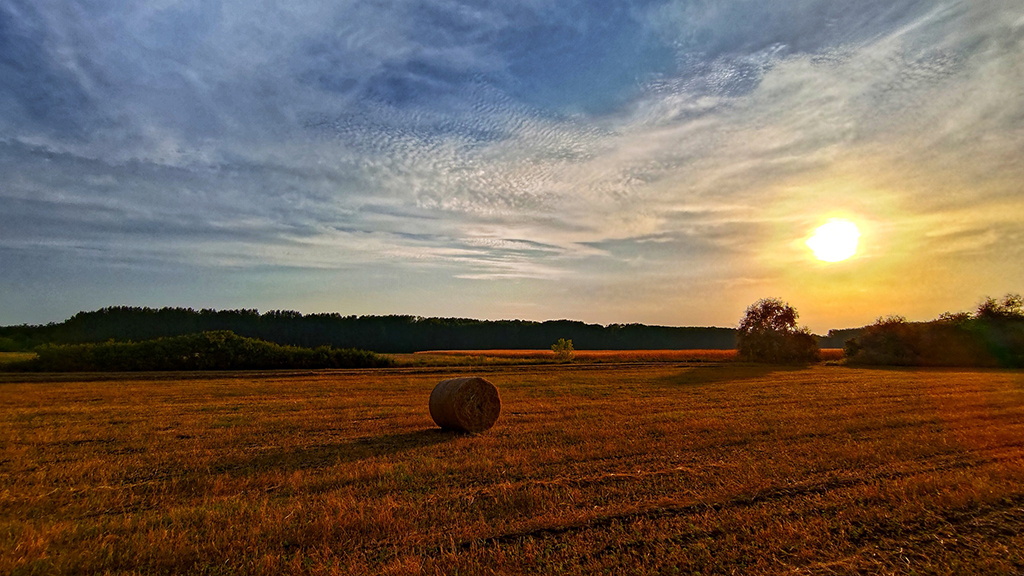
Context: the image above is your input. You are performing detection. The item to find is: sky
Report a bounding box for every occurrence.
[1,0,1023,333]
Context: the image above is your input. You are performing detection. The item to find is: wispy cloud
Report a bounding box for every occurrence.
[1,0,1022,328]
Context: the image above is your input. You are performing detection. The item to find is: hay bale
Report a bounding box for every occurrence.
[429,377,501,433]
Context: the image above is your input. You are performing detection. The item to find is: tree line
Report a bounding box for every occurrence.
[735,294,1024,368]
[0,307,738,353]
[844,294,1024,368]
[4,331,393,372]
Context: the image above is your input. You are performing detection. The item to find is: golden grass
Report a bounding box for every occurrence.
[390,352,552,367]
[417,349,740,362]
[0,352,35,365]
[416,348,846,363]
[820,348,845,361]
[1,363,1021,575]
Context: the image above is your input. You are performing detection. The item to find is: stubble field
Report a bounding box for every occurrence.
[412,349,846,363]
[2,362,1023,575]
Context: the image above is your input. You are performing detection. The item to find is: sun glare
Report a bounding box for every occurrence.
[806,218,860,262]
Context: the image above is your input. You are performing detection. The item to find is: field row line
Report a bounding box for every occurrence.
[456,448,1024,549]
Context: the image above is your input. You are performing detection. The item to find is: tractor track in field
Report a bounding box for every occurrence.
[0,360,756,383]
[458,448,1024,549]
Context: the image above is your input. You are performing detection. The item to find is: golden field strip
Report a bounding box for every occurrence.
[414,349,845,362]
[0,352,36,366]
[2,362,1023,574]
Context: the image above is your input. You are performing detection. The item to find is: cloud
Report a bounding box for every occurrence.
[1,0,1023,327]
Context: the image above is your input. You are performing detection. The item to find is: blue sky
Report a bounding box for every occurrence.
[1,0,1023,331]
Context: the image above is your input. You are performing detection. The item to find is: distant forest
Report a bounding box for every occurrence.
[0,307,742,353]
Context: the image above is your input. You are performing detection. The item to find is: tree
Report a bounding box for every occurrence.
[844,301,1024,368]
[551,338,575,362]
[737,298,819,363]
[976,293,1024,320]
[0,336,20,352]
[843,315,924,366]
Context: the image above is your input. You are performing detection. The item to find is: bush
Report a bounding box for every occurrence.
[4,331,393,372]
[844,316,986,367]
[0,337,21,352]
[976,294,1024,320]
[737,298,819,364]
[846,294,1024,368]
[551,338,575,362]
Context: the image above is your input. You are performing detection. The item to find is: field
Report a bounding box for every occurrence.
[2,362,1023,575]
[413,349,845,363]
[0,352,36,366]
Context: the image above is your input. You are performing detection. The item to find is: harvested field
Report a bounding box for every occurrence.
[417,348,737,361]
[2,363,1022,574]
[416,348,845,362]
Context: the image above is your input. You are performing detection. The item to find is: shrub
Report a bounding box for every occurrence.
[976,293,1024,320]
[737,298,819,364]
[846,294,1024,368]
[844,316,986,367]
[551,338,575,362]
[5,331,393,372]
[0,337,20,352]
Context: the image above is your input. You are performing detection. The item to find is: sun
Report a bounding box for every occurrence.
[806,218,861,262]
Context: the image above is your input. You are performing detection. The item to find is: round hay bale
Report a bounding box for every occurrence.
[429,377,501,433]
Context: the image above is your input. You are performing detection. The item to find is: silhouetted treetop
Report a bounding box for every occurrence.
[846,293,1024,368]
[976,293,1024,320]
[736,298,819,364]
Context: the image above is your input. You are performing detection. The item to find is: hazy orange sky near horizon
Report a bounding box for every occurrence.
[1,1,1022,333]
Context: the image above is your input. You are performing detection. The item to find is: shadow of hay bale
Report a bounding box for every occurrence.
[216,429,459,475]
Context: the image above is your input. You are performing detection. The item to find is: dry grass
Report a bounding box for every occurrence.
[416,349,740,362]
[1,363,1021,575]
[820,348,845,361]
[416,348,846,363]
[390,352,552,367]
[0,352,35,365]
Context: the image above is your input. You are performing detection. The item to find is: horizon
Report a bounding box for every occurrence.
[2,1,1022,333]
[0,301,981,336]
[2,304,744,331]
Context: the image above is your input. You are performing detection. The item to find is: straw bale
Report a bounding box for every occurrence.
[429,377,501,433]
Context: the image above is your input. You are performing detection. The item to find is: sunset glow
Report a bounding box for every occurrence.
[0,1,1022,332]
